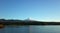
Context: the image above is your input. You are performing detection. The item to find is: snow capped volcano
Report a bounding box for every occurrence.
[24,17,36,21]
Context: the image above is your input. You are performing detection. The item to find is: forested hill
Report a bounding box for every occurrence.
[0,19,60,25]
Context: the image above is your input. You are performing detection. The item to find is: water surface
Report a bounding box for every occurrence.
[0,25,60,33]
[0,25,29,33]
[30,25,60,33]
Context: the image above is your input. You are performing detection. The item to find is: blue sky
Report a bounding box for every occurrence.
[0,0,60,21]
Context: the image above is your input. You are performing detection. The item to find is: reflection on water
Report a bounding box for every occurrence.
[0,25,60,33]
[30,25,60,33]
[0,25,29,33]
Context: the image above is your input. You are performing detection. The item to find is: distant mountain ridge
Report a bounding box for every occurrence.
[0,19,60,25]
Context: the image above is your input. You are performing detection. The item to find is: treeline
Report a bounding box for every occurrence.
[0,21,60,25]
[0,19,60,25]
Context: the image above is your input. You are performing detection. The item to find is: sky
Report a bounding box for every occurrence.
[0,0,60,21]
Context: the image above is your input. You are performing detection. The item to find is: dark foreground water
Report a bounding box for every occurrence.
[0,25,29,33]
[0,25,60,33]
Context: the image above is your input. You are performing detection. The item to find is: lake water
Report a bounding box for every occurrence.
[30,25,60,33]
[0,25,60,33]
[0,25,29,33]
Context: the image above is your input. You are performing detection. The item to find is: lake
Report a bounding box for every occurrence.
[0,25,60,33]
[30,25,60,33]
[0,25,29,33]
